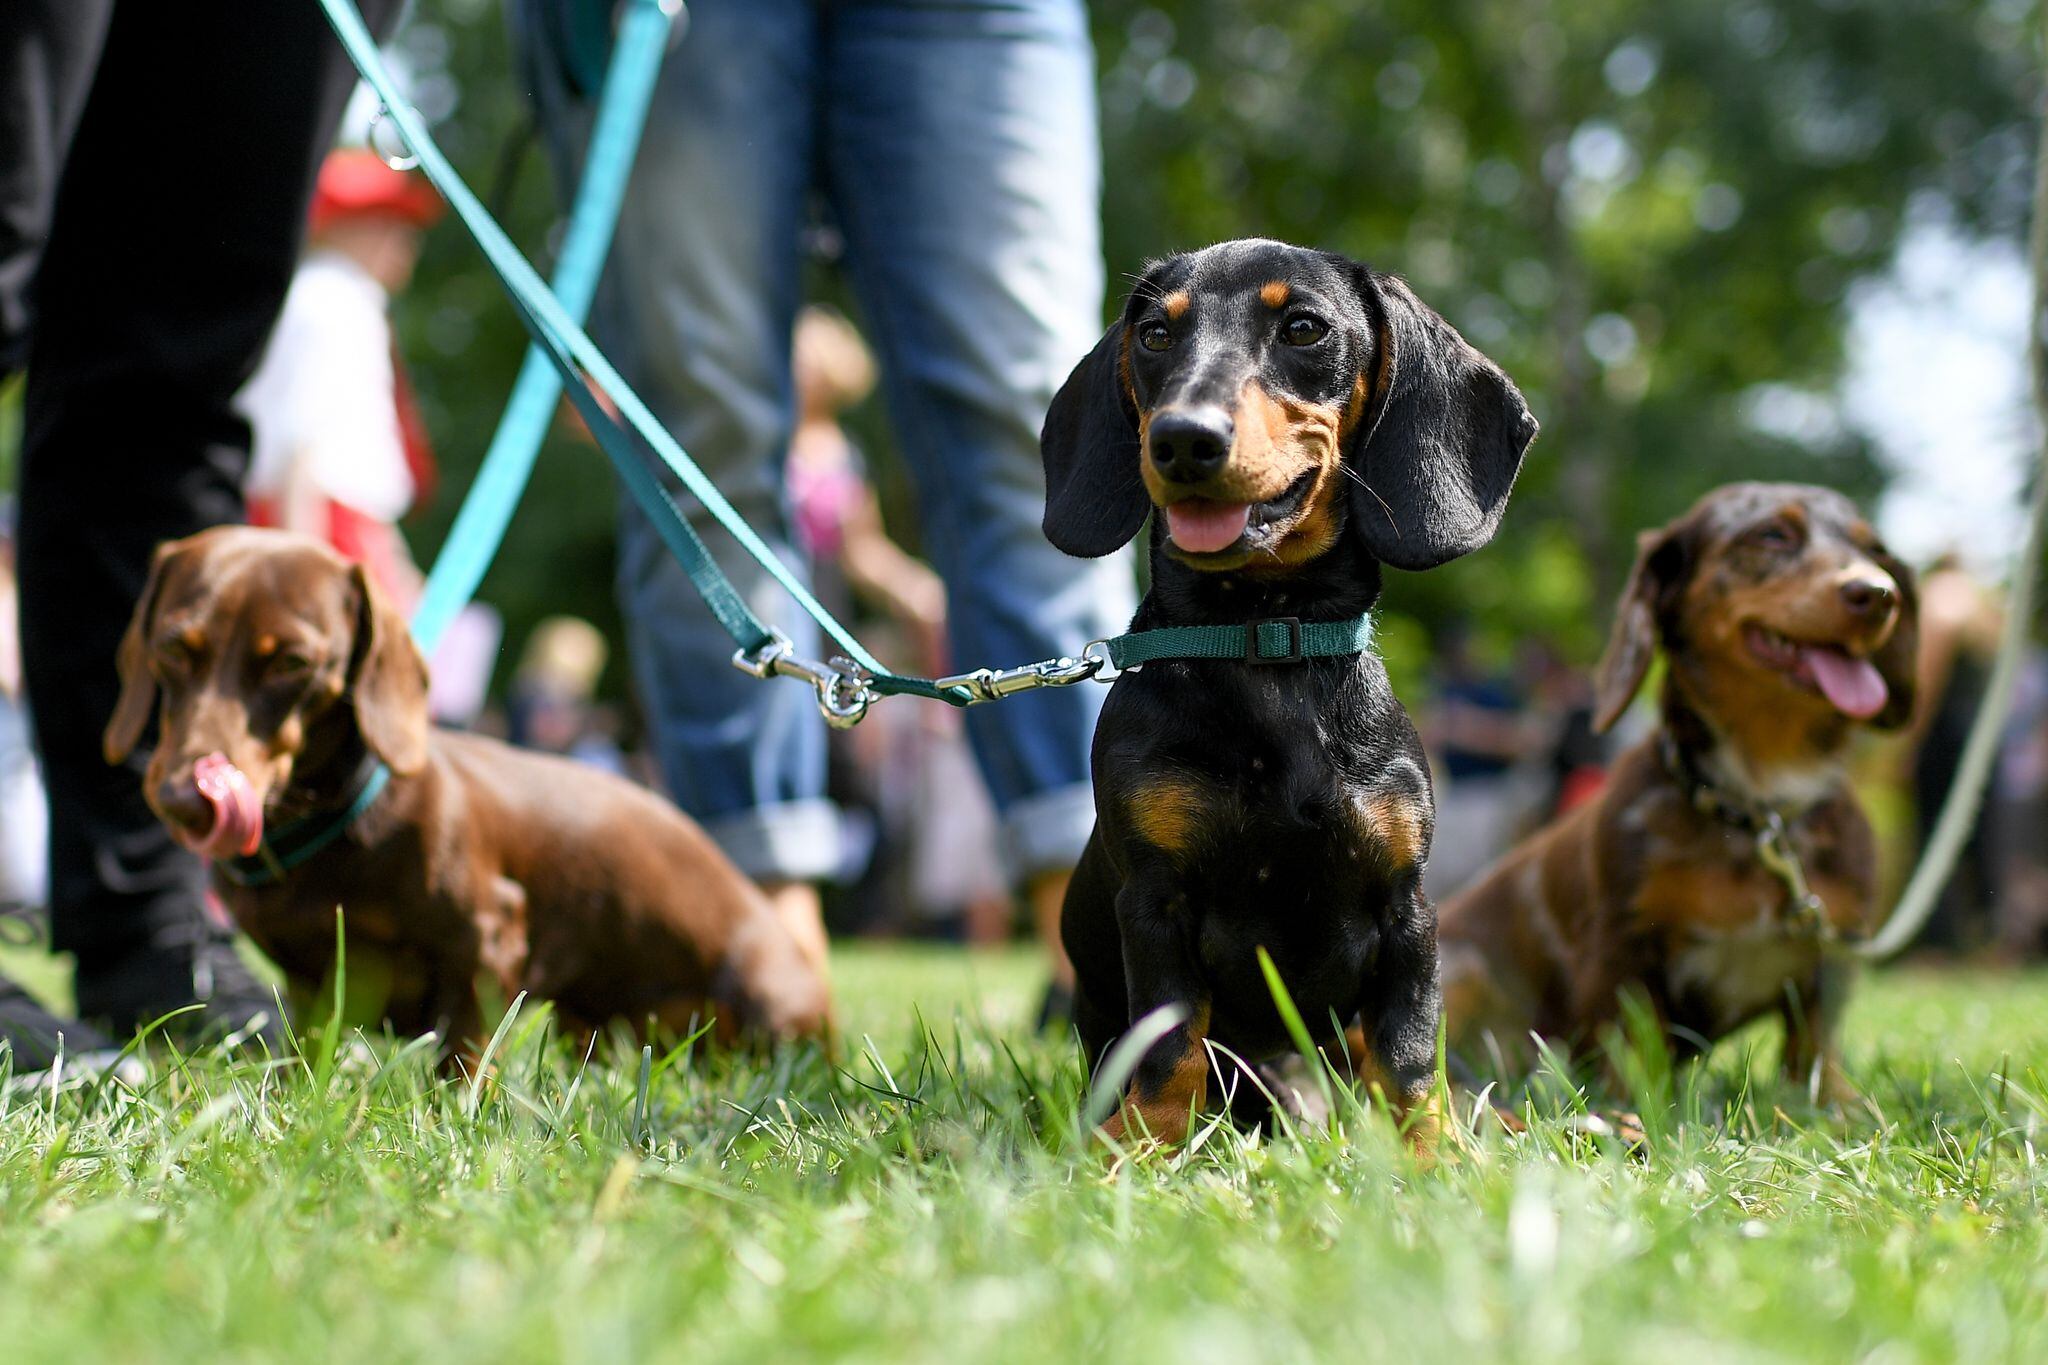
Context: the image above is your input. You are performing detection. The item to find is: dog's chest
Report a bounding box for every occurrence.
[1631,824,1831,1034]
[1663,926,1819,1035]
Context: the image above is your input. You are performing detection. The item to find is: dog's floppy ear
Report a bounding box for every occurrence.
[104,541,179,764]
[1593,524,1695,734]
[347,565,431,775]
[1348,271,1538,571]
[1040,322,1147,558]
[1868,546,1920,731]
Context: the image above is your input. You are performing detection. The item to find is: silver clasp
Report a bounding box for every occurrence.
[732,632,874,729]
[366,106,420,171]
[933,653,1101,705]
[1756,811,1830,939]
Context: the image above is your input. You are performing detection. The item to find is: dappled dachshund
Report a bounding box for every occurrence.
[106,527,829,1061]
[1042,239,1537,1151]
[1438,484,1917,1102]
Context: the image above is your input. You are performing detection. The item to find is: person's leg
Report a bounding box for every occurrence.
[515,0,836,966]
[0,0,111,372]
[16,0,401,1034]
[821,0,1134,978]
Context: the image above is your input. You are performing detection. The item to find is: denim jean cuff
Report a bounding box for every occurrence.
[1000,782,1098,884]
[701,800,844,883]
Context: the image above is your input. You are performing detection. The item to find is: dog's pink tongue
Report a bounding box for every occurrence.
[1804,647,1888,720]
[191,753,263,859]
[1164,500,1252,554]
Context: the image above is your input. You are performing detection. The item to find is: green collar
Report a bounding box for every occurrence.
[216,757,391,889]
[1104,612,1375,671]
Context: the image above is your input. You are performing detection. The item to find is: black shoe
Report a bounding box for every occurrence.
[0,974,113,1071]
[75,930,288,1052]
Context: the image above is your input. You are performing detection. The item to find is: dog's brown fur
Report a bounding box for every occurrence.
[1438,484,1917,1101]
[106,527,829,1060]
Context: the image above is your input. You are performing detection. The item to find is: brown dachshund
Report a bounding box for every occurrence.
[1438,483,1917,1102]
[105,526,829,1059]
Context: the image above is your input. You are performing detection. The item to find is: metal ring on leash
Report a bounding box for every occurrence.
[367,105,420,170]
[731,633,874,729]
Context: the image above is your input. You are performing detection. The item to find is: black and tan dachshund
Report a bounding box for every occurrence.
[1040,239,1537,1153]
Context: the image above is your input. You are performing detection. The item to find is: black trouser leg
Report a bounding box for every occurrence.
[13,0,401,1026]
[0,0,112,371]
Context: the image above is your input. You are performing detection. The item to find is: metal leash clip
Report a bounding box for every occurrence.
[732,632,876,729]
[933,653,1101,705]
[1755,811,1832,940]
[366,105,420,171]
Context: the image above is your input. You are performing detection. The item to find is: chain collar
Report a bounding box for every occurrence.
[1656,733,1837,941]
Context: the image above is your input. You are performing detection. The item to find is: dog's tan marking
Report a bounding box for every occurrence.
[1342,1024,1440,1163]
[1126,773,1212,855]
[1259,280,1291,308]
[1235,382,1346,569]
[1358,792,1426,869]
[1102,1002,1211,1145]
[253,634,279,657]
[1161,291,1191,321]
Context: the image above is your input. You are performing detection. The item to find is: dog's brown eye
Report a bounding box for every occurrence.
[1282,314,1329,347]
[1752,521,1799,551]
[1138,322,1172,353]
[270,651,314,676]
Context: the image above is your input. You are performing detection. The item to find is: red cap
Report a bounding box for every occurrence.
[308,149,444,236]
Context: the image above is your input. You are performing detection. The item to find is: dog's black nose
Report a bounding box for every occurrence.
[1839,577,1896,618]
[1148,407,1234,484]
[155,777,211,835]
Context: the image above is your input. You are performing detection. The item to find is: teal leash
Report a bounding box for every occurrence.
[409,0,680,652]
[313,0,1377,725]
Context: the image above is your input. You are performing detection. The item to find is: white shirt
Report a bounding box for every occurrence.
[237,250,416,523]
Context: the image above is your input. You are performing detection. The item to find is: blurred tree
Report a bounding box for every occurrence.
[377,0,2038,704]
[1089,0,2039,671]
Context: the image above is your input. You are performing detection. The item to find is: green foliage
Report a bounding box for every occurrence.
[4,949,2048,1361]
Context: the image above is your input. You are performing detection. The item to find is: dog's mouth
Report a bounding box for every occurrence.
[184,753,265,860]
[1743,624,1888,720]
[1161,469,1318,559]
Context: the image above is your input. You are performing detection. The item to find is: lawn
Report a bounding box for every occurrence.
[2,944,2046,1364]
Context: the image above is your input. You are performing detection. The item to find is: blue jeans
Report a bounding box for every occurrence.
[514,0,1133,883]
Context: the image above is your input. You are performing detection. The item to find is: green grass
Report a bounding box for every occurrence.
[3,945,2047,1363]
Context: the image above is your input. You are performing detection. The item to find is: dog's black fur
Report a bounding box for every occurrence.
[1042,239,1537,1147]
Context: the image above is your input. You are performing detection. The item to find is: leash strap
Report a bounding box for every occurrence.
[217,761,392,888]
[1106,614,1375,670]
[313,0,971,714]
[410,0,680,652]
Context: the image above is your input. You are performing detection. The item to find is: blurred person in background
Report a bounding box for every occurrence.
[238,149,444,615]
[513,0,1132,997]
[782,306,1007,943]
[506,615,627,776]
[0,498,46,913]
[1,0,402,1061]
[1423,623,1548,897]
[1993,642,2048,957]
[238,148,506,731]
[1522,638,1609,823]
[1903,554,2007,953]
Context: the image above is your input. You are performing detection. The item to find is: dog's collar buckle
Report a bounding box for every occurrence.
[1246,616,1305,665]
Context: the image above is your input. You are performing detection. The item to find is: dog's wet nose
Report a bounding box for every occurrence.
[1839,576,1896,619]
[1148,407,1234,484]
[155,776,213,835]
